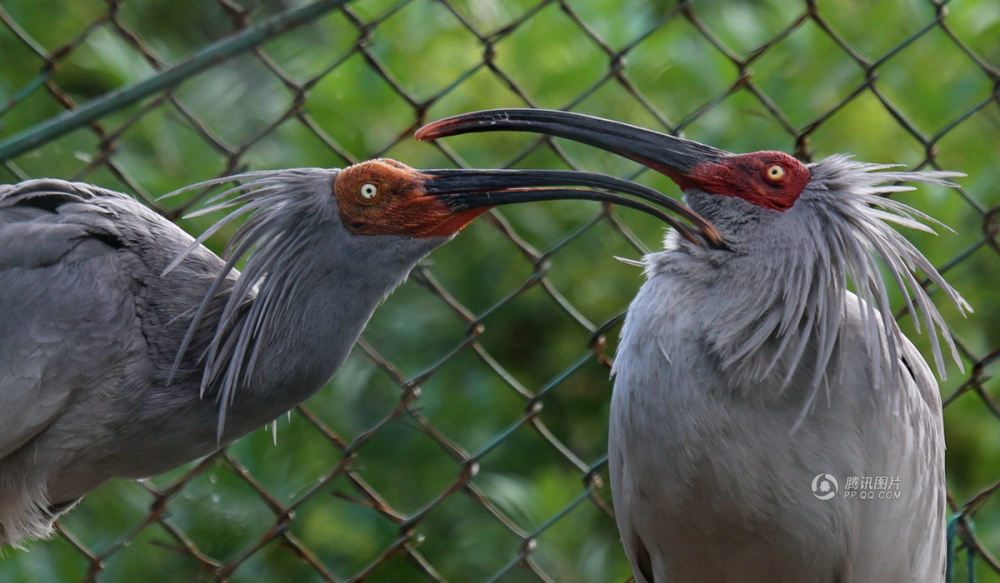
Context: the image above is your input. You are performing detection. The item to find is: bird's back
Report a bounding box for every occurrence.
[0,179,235,544]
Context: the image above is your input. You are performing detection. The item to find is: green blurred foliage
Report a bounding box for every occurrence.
[1,0,998,581]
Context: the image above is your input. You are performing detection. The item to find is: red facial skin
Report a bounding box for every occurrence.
[333,158,488,238]
[668,151,811,212]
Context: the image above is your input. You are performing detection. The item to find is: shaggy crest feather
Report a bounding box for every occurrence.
[162,168,336,440]
[704,155,970,425]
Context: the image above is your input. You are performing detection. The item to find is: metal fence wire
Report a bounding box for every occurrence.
[1,0,998,581]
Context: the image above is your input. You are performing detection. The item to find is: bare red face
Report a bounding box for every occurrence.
[333,158,486,238]
[683,151,811,211]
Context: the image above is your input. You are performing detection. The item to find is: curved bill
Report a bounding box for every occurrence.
[421,168,722,246]
[416,108,733,246]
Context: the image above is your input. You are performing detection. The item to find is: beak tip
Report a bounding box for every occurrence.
[414,121,448,142]
[705,227,727,249]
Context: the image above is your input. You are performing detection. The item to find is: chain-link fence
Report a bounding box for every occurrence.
[1,0,998,581]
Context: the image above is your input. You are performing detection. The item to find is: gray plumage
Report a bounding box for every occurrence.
[0,170,444,545]
[610,157,968,582]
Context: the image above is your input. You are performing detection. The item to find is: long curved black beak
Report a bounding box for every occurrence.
[420,168,722,246]
[416,108,732,247]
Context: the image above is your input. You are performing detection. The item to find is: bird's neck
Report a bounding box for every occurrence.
[676,175,966,397]
[210,231,444,441]
[652,230,856,397]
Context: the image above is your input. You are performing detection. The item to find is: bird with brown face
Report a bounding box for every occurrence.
[417,109,969,583]
[0,156,717,546]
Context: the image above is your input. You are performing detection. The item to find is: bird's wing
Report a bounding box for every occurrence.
[832,294,946,581]
[0,180,142,459]
[887,333,947,578]
[0,180,130,270]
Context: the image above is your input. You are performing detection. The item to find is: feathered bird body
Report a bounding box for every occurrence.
[610,157,967,582]
[0,170,444,544]
[1,156,695,547]
[411,109,971,583]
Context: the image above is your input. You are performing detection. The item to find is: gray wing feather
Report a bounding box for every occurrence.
[0,179,246,544]
[0,180,143,459]
[0,337,71,460]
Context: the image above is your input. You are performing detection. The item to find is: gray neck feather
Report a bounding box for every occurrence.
[163,169,445,440]
[650,155,969,418]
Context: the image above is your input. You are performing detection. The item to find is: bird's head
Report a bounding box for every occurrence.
[672,150,810,212]
[332,157,722,244]
[333,158,484,238]
[415,109,814,245]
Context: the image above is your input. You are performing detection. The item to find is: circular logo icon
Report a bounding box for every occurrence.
[811,473,838,500]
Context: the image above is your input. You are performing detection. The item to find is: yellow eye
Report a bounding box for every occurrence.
[765,165,785,182]
[360,183,378,199]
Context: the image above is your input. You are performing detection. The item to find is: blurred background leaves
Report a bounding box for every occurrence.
[1,0,998,581]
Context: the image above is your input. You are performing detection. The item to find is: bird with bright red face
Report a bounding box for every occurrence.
[418,109,969,582]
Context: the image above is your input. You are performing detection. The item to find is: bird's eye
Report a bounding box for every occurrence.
[360,183,378,200]
[765,165,786,182]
